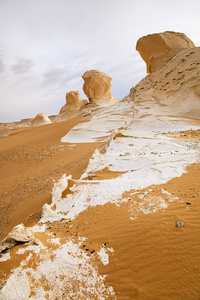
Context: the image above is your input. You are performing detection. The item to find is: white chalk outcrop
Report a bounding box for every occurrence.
[40,174,72,223]
[0,223,41,257]
[82,70,119,107]
[31,113,52,127]
[136,31,195,73]
[0,125,10,138]
[59,32,200,221]
[58,91,87,121]
[0,239,116,299]
[8,223,35,243]
[132,44,200,119]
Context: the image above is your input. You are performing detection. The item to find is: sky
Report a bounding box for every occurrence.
[0,0,200,123]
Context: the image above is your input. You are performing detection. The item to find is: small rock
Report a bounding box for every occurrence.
[176,221,184,228]
[8,223,34,242]
[0,239,16,253]
[88,175,96,180]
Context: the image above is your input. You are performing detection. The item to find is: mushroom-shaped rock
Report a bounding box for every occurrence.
[130,45,200,119]
[0,125,10,138]
[82,70,118,106]
[66,91,83,107]
[59,91,86,120]
[136,31,195,74]
[31,113,52,127]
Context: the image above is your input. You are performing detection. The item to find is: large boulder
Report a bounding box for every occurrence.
[82,70,118,106]
[136,31,195,73]
[58,91,86,121]
[128,45,200,119]
[31,113,52,127]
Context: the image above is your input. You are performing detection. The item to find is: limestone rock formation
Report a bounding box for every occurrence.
[0,238,16,253]
[127,46,200,119]
[48,115,58,122]
[136,31,195,73]
[4,118,33,130]
[82,70,118,106]
[58,91,86,121]
[0,125,10,138]
[8,223,35,243]
[31,113,52,127]
[0,223,42,256]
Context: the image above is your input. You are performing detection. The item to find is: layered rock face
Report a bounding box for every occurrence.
[58,91,86,120]
[136,31,195,73]
[31,113,52,127]
[0,125,10,138]
[3,118,33,130]
[127,46,200,119]
[82,70,118,106]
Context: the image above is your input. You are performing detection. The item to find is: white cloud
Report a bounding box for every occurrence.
[10,58,35,75]
[0,58,5,73]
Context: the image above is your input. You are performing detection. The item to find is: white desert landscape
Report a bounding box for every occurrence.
[0,29,200,300]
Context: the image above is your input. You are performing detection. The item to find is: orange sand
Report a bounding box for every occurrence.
[0,121,200,299]
[0,116,102,239]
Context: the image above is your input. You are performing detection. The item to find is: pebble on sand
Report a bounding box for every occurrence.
[176,221,184,228]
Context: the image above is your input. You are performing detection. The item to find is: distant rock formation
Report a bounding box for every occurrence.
[0,125,10,138]
[48,115,58,123]
[82,70,118,106]
[58,91,87,121]
[136,31,195,73]
[31,113,52,127]
[4,116,58,130]
[3,118,33,130]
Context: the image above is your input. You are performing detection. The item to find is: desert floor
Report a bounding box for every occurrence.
[0,116,102,240]
[0,120,200,299]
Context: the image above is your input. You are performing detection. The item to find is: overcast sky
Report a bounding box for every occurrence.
[1,0,200,122]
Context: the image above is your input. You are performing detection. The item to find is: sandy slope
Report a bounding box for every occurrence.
[0,116,102,240]
[0,118,200,299]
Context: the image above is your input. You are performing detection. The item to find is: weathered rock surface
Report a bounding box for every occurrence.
[0,223,41,257]
[49,115,59,122]
[4,118,33,130]
[126,46,200,119]
[136,31,195,73]
[31,113,52,127]
[82,70,118,106]
[58,91,86,121]
[8,223,35,242]
[0,238,16,253]
[0,125,10,138]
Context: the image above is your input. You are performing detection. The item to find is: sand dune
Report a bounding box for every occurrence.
[0,116,102,239]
